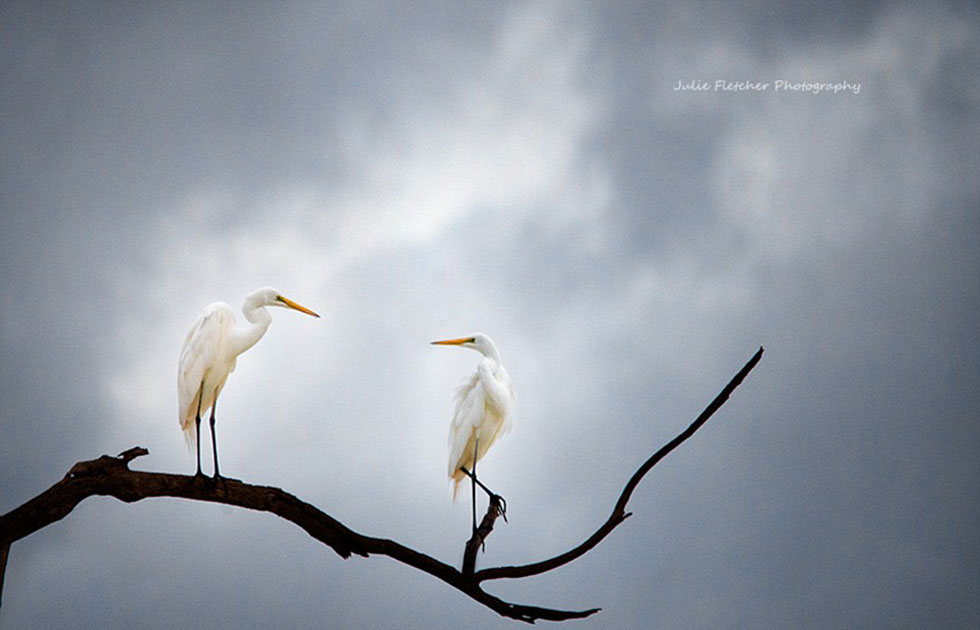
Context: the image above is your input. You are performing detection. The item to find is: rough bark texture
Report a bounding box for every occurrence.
[0,347,763,623]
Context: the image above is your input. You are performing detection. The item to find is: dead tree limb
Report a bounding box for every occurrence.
[475,345,765,583]
[463,494,506,576]
[0,347,763,623]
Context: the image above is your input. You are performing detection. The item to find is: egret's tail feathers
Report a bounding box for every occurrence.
[450,468,468,501]
[180,416,197,452]
[452,479,460,502]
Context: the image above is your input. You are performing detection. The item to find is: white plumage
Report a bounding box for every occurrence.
[432,334,515,498]
[177,287,319,477]
[178,304,236,443]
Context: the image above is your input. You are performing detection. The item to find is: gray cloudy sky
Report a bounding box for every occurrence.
[2,1,978,628]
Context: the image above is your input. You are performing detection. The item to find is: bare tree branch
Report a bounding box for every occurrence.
[0,449,595,622]
[0,347,763,623]
[475,345,765,582]
[463,494,506,576]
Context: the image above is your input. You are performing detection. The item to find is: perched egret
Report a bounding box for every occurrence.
[178,287,319,479]
[432,334,515,532]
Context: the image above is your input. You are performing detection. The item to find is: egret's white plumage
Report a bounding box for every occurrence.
[177,287,319,477]
[432,334,515,498]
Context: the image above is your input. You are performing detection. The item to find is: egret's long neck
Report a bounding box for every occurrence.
[232,301,272,357]
[480,341,502,366]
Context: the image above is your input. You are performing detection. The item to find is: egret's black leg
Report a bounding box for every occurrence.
[459,467,496,497]
[209,395,220,480]
[194,386,204,477]
[471,437,479,535]
[194,414,202,477]
[458,466,507,523]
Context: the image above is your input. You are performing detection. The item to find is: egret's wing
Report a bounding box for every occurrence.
[177,306,225,438]
[447,372,484,480]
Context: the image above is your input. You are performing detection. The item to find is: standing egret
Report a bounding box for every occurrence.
[178,287,319,479]
[432,334,515,533]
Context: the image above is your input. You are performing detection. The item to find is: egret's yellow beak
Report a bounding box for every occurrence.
[431,337,474,346]
[277,295,320,318]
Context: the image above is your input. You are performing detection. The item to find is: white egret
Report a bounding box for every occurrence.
[178,287,320,479]
[432,334,515,532]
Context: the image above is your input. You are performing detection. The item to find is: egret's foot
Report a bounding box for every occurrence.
[491,494,508,523]
[209,473,229,494]
[198,473,223,493]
